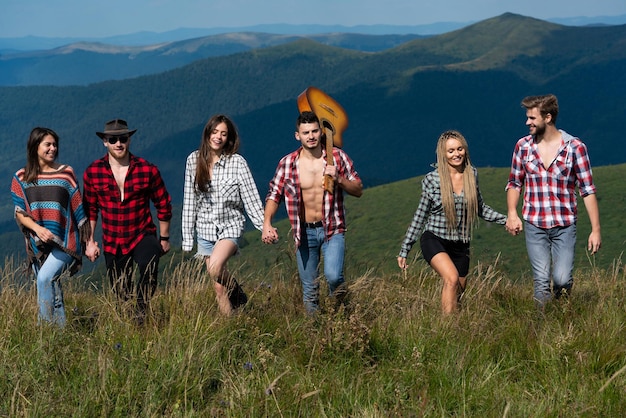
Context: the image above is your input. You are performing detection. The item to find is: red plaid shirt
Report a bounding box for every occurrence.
[506,130,596,229]
[266,146,361,248]
[83,153,172,255]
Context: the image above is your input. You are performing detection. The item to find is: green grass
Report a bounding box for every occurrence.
[2,163,625,416]
[1,247,625,416]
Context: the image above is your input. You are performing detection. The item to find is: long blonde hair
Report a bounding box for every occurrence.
[436,130,478,236]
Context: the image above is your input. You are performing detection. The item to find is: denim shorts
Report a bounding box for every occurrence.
[195,237,239,258]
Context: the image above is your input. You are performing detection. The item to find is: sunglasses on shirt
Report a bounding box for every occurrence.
[105,135,130,144]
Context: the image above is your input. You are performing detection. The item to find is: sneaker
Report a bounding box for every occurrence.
[229,283,248,309]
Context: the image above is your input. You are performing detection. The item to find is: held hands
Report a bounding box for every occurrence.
[85,240,100,262]
[262,224,279,244]
[505,215,523,236]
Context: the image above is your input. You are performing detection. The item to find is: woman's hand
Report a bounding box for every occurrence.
[85,240,100,262]
[35,225,56,244]
[397,256,407,270]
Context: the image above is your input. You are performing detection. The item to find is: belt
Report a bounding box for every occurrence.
[304,220,323,228]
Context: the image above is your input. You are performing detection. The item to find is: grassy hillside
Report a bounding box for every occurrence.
[1,208,625,416]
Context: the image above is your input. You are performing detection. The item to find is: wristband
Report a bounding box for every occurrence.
[159,236,170,242]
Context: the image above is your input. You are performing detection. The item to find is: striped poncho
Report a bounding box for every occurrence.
[10,165,89,272]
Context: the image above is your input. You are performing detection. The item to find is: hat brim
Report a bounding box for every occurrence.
[96,129,137,139]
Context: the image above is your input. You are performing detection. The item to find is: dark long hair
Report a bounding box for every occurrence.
[23,127,59,184]
[195,115,240,193]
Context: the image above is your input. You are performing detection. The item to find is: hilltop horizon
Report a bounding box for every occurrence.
[2,0,625,38]
[2,12,626,52]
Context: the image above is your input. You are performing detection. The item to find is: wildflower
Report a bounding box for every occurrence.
[244,362,253,371]
[114,342,122,351]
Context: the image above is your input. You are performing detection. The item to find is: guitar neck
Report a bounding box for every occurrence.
[325,129,334,165]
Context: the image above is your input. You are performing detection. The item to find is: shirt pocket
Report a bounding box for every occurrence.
[552,152,573,178]
[284,178,298,199]
[524,158,542,175]
[92,182,116,202]
[218,178,240,203]
[125,175,151,200]
[431,201,444,215]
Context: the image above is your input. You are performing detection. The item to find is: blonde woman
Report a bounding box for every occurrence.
[398,130,507,314]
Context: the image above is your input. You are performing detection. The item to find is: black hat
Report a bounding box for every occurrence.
[96,119,137,139]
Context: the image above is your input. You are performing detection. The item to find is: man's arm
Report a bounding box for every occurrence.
[82,169,101,262]
[148,164,173,253]
[337,175,363,197]
[262,199,280,244]
[85,219,100,262]
[159,220,171,253]
[324,163,363,197]
[582,194,601,254]
[505,188,523,235]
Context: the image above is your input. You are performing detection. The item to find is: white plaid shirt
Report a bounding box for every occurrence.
[182,151,264,251]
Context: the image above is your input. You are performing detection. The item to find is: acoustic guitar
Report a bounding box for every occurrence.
[297,86,349,193]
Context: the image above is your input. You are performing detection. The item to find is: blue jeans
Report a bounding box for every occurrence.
[32,247,74,327]
[296,227,345,314]
[524,221,576,307]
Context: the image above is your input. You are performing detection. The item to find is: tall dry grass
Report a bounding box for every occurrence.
[0,252,625,416]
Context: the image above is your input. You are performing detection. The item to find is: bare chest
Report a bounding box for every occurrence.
[111,165,129,199]
[536,141,561,169]
[298,157,325,191]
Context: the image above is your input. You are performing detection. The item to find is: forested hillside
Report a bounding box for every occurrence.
[0,33,423,86]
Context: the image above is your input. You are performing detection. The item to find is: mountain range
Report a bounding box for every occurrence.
[2,13,625,52]
[1,13,625,260]
[0,33,424,86]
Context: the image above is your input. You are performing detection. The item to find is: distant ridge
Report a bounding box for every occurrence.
[0,33,423,86]
[1,13,625,51]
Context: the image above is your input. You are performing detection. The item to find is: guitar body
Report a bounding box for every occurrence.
[297,86,348,148]
[297,87,349,193]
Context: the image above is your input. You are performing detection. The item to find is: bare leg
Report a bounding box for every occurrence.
[429,252,463,314]
[205,240,238,316]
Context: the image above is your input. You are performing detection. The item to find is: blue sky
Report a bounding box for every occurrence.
[2,0,625,38]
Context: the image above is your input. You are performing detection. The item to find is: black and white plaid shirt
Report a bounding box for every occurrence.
[182,151,264,251]
[399,167,507,258]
